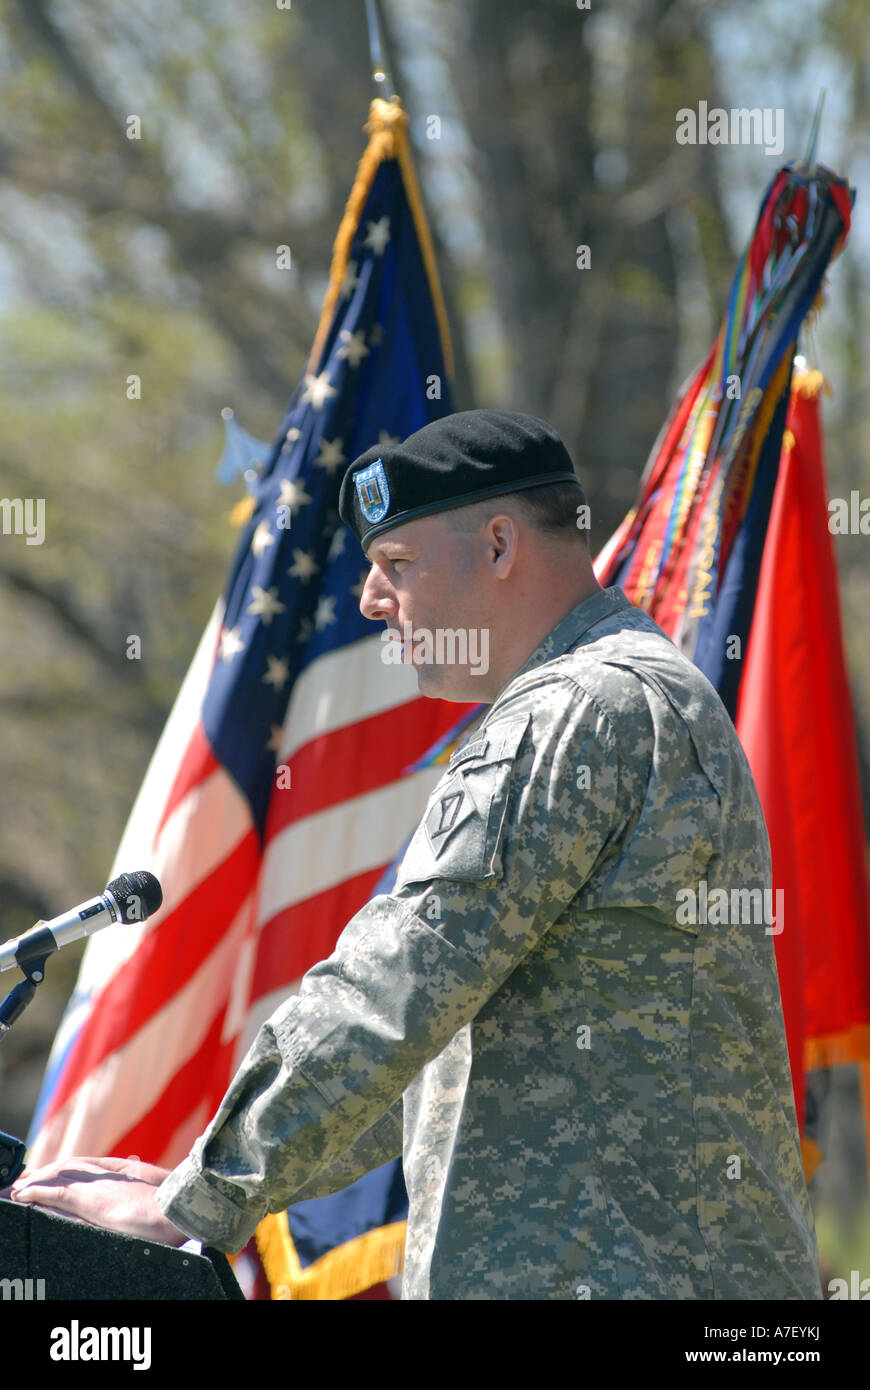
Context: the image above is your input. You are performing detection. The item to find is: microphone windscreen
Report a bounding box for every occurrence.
[107,871,164,924]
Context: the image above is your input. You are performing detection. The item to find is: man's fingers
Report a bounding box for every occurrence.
[11,1157,102,1184]
[2,1174,100,1224]
[39,1155,171,1183]
[11,1161,110,1194]
[10,1155,168,1197]
[3,1194,91,1225]
[94,1156,171,1183]
[77,1155,142,1170]
[8,1179,74,1208]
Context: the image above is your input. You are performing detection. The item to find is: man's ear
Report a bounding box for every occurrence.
[486,515,519,574]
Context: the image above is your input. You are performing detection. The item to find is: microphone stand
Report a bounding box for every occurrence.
[0,930,54,1185]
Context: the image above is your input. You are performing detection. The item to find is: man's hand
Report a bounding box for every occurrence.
[0,1156,190,1247]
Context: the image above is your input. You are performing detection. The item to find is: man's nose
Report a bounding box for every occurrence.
[359,565,398,622]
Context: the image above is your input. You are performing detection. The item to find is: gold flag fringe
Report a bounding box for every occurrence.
[256,1210,406,1300]
[805,1022,870,1071]
[792,366,832,400]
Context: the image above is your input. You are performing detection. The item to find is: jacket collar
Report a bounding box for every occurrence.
[493,585,632,700]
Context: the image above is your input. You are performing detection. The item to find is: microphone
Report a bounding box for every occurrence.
[0,872,163,973]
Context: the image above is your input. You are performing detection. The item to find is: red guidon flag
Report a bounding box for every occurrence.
[735,367,870,1171]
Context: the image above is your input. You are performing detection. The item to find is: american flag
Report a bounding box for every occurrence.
[28,98,479,1296]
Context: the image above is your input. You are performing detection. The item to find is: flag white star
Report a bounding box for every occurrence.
[363,216,391,256]
[247,585,286,624]
[327,528,347,561]
[277,478,312,513]
[336,328,370,369]
[288,549,319,583]
[300,371,338,410]
[315,437,346,476]
[266,725,284,754]
[263,654,290,690]
[314,594,337,630]
[251,521,275,557]
[219,625,244,661]
[339,259,360,299]
[377,428,401,446]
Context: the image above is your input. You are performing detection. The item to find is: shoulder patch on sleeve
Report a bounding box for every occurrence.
[395,712,531,889]
[447,733,490,772]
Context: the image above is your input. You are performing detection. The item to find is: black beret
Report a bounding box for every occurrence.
[338,408,579,552]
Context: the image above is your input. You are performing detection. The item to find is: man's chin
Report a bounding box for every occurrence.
[414,663,447,698]
[415,665,487,702]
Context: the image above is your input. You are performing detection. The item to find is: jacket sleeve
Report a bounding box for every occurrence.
[156,682,625,1252]
[267,1094,403,1204]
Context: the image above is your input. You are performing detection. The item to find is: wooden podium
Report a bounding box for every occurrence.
[0,1199,244,1300]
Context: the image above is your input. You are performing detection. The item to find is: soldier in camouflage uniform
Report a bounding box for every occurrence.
[11,411,823,1299]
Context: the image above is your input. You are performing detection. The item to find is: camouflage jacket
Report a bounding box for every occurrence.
[156,585,822,1300]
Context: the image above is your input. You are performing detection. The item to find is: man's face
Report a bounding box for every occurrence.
[358,512,493,700]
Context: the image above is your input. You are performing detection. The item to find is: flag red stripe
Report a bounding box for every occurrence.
[156,719,222,843]
[42,827,260,1120]
[109,1010,235,1164]
[250,863,392,1004]
[267,697,475,835]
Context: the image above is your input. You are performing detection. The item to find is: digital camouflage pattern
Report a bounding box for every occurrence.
[156,585,822,1300]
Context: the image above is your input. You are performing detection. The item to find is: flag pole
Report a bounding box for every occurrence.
[804,90,826,165]
[364,0,399,102]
